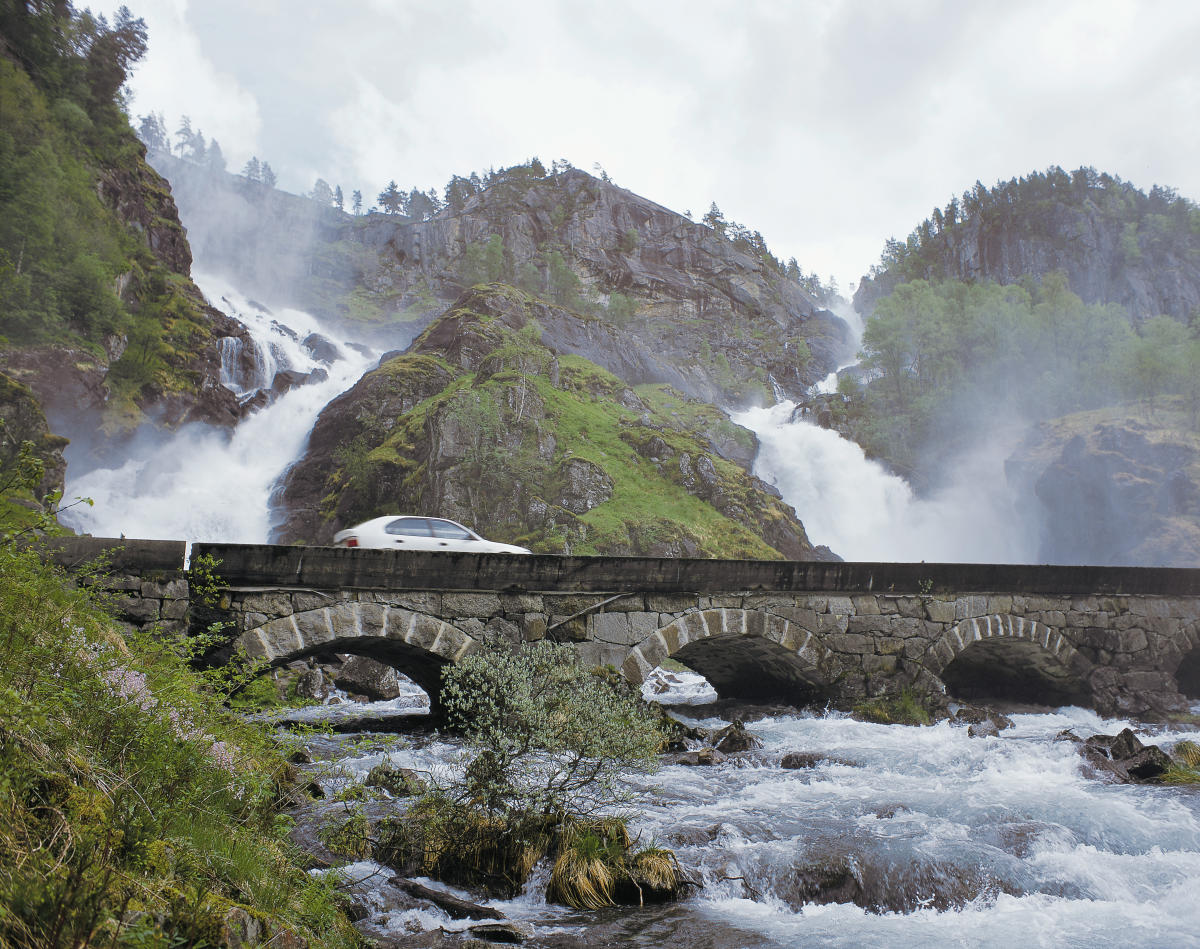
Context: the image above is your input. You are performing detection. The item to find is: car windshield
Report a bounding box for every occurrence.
[430,519,474,540]
[384,517,433,536]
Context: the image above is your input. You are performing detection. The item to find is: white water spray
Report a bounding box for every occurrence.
[734,401,1038,563]
[61,273,376,543]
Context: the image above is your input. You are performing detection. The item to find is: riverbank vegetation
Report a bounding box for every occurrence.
[0,538,359,947]
[372,641,686,907]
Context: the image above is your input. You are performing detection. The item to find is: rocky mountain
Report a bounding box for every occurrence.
[1006,405,1200,568]
[848,165,1200,566]
[855,166,1200,322]
[0,8,250,469]
[277,285,834,560]
[153,155,851,408]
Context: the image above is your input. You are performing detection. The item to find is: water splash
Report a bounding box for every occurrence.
[61,273,376,543]
[733,402,1037,562]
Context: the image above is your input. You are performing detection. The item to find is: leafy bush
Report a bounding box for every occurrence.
[380,641,671,901]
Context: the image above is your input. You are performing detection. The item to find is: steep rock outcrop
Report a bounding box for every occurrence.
[856,170,1200,321]
[1006,406,1200,566]
[276,286,829,560]
[0,372,68,510]
[155,157,851,407]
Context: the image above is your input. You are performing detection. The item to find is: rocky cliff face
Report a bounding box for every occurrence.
[855,171,1200,321]
[156,158,850,408]
[1006,407,1200,566]
[0,118,247,459]
[277,285,833,560]
[0,372,68,515]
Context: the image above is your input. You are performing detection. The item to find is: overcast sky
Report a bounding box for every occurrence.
[125,0,1200,291]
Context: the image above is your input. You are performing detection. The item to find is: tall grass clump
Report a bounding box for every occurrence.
[0,541,359,948]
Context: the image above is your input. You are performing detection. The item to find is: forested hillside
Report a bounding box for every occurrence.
[148,148,851,408]
[855,166,1200,320]
[0,3,246,456]
[844,168,1200,564]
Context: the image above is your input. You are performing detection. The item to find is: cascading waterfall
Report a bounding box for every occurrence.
[60,273,376,543]
[734,402,1039,563]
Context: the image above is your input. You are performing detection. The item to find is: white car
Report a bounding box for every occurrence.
[332,516,532,554]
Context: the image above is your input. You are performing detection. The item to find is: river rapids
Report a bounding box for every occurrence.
[297,674,1200,948]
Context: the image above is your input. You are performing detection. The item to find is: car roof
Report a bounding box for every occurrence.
[356,515,467,527]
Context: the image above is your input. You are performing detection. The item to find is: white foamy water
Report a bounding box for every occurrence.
[642,667,719,705]
[61,273,376,543]
[310,699,1200,949]
[734,402,1038,563]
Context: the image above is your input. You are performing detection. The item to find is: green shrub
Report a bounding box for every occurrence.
[376,641,676,901]
[851,687,934,726]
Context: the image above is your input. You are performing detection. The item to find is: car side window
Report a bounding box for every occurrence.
[385,517,433,536]
[430,519,473,540]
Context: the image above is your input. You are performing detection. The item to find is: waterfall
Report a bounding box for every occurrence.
[61,273,377,544]
[734,402,1038,563]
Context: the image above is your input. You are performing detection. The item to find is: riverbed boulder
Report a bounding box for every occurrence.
[1079,727,1174,782]
[333,656,402,701]
[713,720,764,753]
[673,748,728,767]
[293,667,330,701]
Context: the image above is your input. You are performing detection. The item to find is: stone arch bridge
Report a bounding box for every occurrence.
[42,538,1200,719]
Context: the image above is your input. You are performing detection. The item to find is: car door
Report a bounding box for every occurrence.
[428,518,477,552]
[383,516,436,550]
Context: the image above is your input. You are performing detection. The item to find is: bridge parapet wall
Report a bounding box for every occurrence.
[37,536,189,632]
[35,540,1200,719]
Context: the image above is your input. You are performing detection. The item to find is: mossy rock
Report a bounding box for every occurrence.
[365,763,426,797]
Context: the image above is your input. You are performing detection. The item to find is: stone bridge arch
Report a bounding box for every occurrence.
[236,601,478,708]
[924,614,1095,707]
[621,608,835,704]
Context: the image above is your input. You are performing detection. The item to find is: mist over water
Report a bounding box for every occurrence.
[735,402,1039,563]
[61,273,375,544]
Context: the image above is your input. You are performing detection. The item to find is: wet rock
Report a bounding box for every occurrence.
[1080,727,1174,783]
[365,763,426,797]
[334,656,402,701]
[271,367,329,396]
[780,752,855,769]
[673,748,727,766]
[713,721,764,753]
[952,704,1014,731]
[968,720,1000,739]
[288,746,313,765]
[664,824,722,846]
[390,877,505,920]
[464,920,533,943]
[303,333,341,363]
[238,389,272,417]
[271,368,312,396]
[293,667,330,701]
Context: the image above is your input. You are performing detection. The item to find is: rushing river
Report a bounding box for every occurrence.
[297,674,1200,949]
